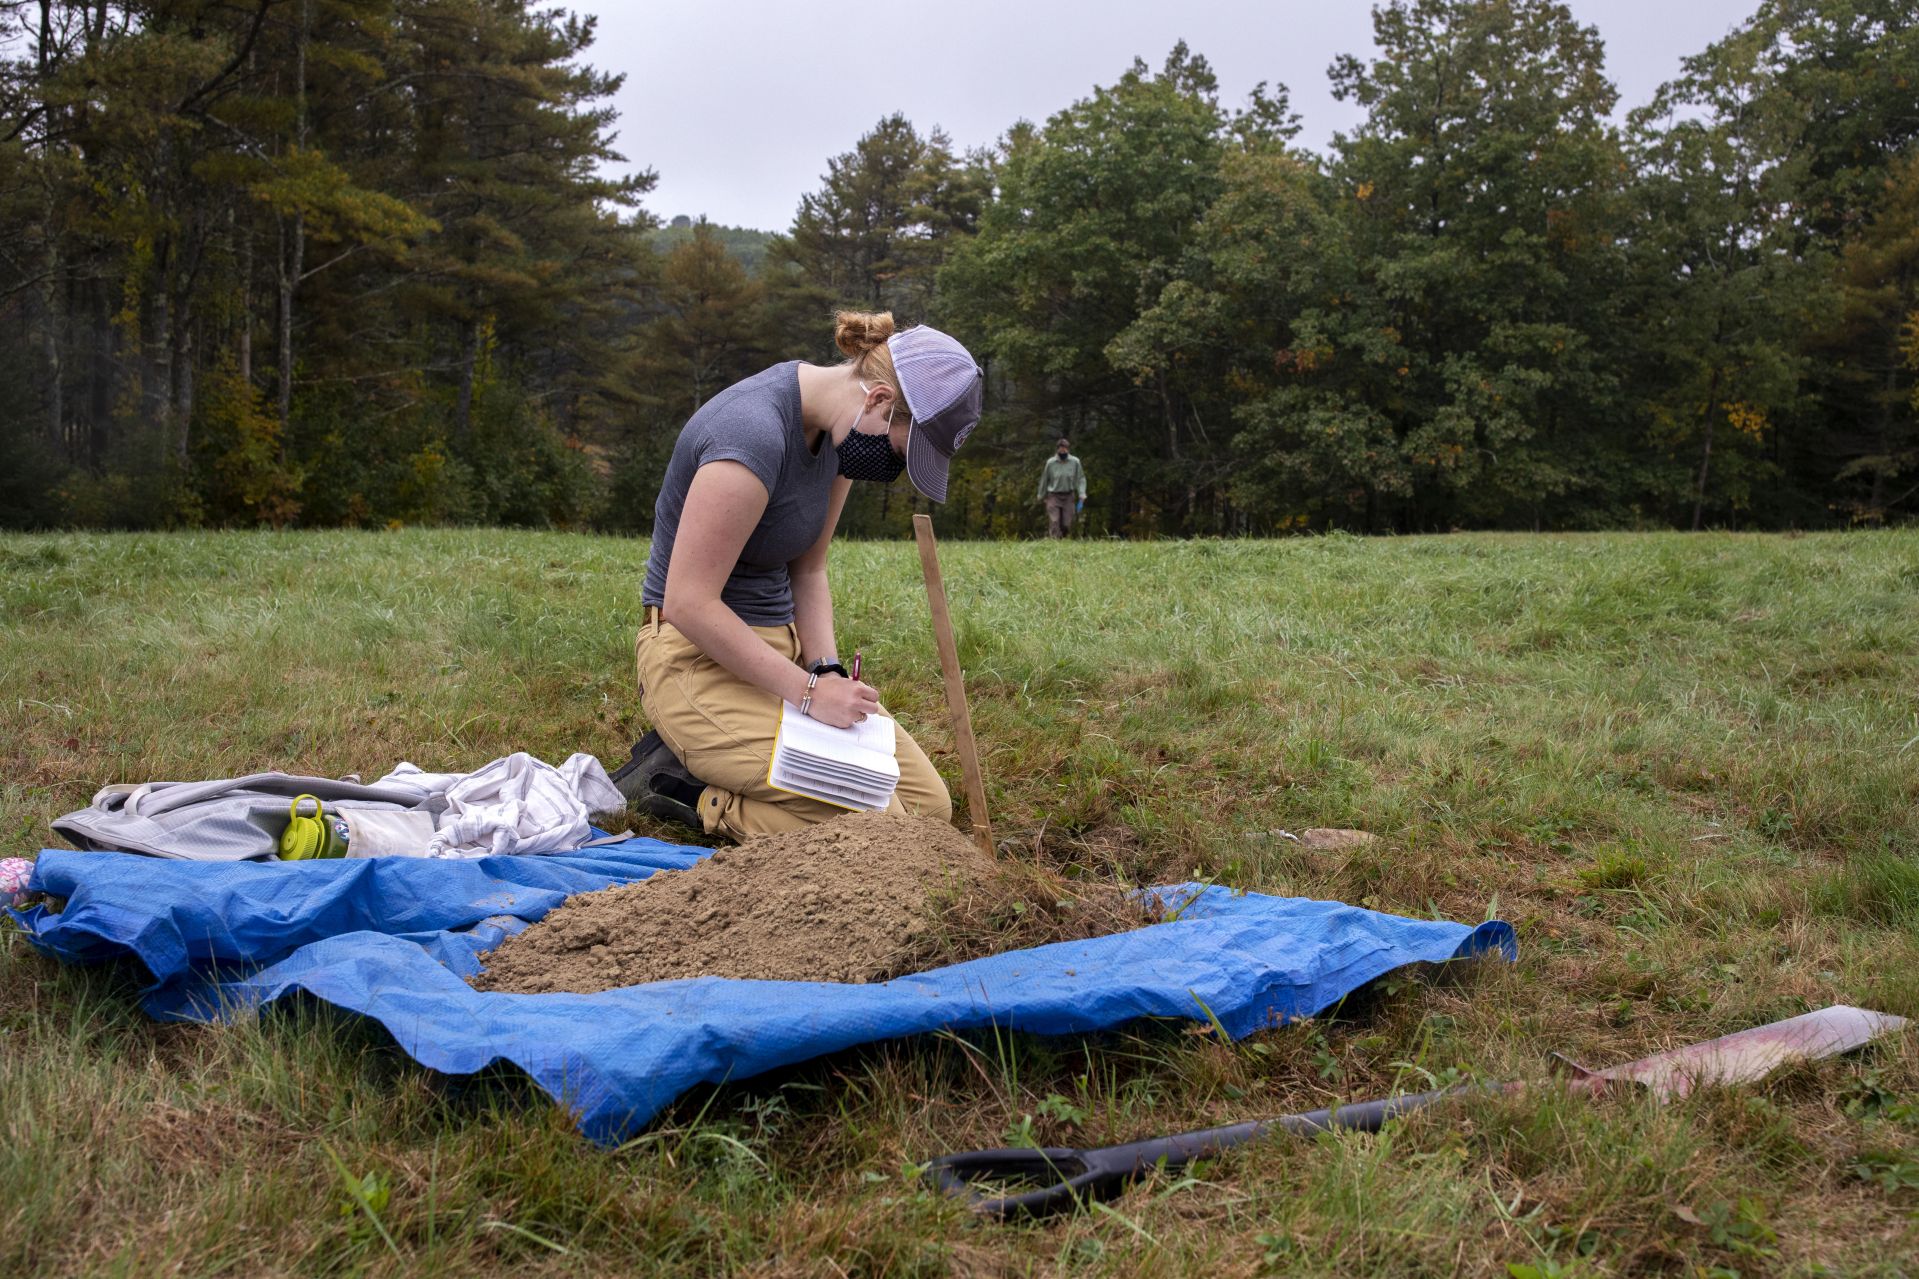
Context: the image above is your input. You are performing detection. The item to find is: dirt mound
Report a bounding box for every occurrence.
[475,811,998,993]
[474,811,1159,994]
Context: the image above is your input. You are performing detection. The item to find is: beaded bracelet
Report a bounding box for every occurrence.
[799,668,820,717]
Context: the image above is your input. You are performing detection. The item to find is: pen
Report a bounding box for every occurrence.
[850,650,862,682]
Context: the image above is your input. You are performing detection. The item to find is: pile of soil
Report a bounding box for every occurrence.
[475,812,969,993]
[473,810,1156,994]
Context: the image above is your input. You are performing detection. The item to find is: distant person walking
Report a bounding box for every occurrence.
[1037,437,1086,538]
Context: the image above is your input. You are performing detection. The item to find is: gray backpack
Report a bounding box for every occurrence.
[53,773,444,862]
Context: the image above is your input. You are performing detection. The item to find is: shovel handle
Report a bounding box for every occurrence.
[928,1087,1463,1218]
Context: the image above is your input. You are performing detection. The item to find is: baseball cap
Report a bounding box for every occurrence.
[890,325,983,503]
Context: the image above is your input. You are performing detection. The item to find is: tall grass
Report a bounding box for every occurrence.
[2,529,1917,1275]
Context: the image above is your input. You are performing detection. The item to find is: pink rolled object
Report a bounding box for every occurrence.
[0,857,34,907]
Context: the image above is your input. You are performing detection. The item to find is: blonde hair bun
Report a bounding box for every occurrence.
[833,310,897,357]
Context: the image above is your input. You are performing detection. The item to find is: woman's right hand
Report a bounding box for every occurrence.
[807,675,881,728]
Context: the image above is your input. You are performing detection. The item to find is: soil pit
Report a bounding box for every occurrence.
[473,810,1154,994]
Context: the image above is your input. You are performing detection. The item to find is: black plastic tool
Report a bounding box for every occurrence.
[927,1088,1458,1218]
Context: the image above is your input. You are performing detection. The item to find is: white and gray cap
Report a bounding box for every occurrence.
[891,324,983,503]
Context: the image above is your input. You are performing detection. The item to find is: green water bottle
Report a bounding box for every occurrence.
[281,794,350,860]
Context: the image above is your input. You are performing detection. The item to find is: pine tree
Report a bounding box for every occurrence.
[641,220,772,416]
[1817,154,1919,520]
[775,112,987,321]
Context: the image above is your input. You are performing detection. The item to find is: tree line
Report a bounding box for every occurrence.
[2,0,1915,536]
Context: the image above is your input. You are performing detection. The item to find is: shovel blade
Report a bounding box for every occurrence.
[1567,1005,1907,1101]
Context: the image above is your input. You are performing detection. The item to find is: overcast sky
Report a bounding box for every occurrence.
[588,0,1760,232]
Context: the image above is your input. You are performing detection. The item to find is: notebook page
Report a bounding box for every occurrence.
[776,703,898,763]
[767,703,901,810]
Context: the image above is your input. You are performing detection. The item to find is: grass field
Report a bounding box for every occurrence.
[3,528,1917,1277]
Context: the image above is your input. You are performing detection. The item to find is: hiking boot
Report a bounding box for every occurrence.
[609,730,704,830]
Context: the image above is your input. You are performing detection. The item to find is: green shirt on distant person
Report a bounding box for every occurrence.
[1038,454,1086,501]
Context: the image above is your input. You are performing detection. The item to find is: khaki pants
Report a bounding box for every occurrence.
[1045,493,1077,538]
[634,616,951,841]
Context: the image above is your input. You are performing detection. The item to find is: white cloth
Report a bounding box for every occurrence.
[373,752,625,859]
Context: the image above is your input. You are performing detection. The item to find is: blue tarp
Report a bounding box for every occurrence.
[15,843,1517,1144]
[17,841,708,982]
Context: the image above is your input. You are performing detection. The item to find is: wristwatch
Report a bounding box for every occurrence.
[807,658,849,679]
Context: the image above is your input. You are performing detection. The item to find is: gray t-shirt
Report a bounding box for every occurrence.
[641,362,836,626]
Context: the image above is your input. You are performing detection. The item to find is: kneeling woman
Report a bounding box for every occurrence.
[612,311,983,840]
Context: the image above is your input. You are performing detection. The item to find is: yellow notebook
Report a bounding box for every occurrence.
[766,701,901,811]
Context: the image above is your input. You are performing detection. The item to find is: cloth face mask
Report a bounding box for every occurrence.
[838,383,907,483]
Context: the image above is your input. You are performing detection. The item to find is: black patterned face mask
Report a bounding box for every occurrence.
[837,427,906,483]
[837,383,907,483]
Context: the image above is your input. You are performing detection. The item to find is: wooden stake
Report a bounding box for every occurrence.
[913,513,995,858]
